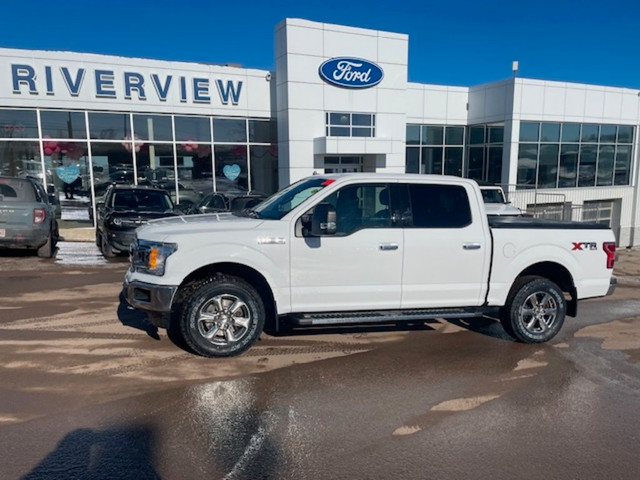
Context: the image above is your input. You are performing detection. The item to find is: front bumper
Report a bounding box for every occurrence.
[606,276,617,296]
[108,230,137,252]
[124,278,178,312]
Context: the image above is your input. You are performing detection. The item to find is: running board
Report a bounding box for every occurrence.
[287,308,484,327]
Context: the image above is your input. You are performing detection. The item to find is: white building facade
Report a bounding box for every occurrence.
[1,18,639,245]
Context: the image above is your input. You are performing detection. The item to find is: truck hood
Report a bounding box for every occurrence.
[485,203,522,216]
[135,213,264,241]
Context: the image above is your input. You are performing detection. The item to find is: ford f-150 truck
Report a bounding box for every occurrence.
[124,174,617,357]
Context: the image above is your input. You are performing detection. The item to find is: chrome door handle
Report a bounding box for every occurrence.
[379,243,399,251]
[463,243,482,250]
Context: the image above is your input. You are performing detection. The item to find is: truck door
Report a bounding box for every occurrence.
[290,183,404,312]
[401,182,490,308]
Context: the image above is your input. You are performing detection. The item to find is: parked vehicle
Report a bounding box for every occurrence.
[0,176,59,257]
[479,184,522,216]
[96,184,181,258]
[188,191,266,215]
[124,174,617,357]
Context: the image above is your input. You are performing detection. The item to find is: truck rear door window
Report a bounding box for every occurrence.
[408,184,471,228]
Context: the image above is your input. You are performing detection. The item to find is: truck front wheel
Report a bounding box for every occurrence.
[501,276,566,343]
[179,275,265,357]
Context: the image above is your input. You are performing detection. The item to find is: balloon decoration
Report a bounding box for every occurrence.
[42,136,86,160]
[121,135,145,153]
[181,141,211,158]
[43,136,61,156]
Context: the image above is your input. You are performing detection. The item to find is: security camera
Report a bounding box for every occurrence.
[265,72,272,81]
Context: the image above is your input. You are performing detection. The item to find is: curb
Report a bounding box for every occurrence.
[60,228,95,243]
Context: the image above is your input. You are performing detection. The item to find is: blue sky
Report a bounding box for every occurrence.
[1,0,639,89]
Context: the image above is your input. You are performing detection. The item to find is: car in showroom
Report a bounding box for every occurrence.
[0,176,59,257]
[187,191,266,215]
[95,184,181,258]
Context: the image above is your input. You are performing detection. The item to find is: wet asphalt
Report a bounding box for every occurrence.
[0,243,639,479]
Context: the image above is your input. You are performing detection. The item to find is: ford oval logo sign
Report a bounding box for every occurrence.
[319,57,384,89]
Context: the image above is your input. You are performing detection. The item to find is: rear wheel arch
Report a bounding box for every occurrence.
[509,262,577,317]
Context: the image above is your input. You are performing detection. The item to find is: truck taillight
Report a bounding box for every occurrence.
[33,208,46,225]
[603,242,616,269]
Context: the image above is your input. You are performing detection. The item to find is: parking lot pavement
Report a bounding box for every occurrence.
[0,244,638,478]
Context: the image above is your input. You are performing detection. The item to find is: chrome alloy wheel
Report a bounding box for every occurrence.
[519,291,558,334]
[196,294,252,346]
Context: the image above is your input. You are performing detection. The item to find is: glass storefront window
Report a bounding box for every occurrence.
[558,145,578,188]
[596,145,614,186]
[212,118,246,143]
[248,120,276,144]
[214,145,248,193]
[538,144,559,188]
[133,114,173,141]
[406,147,419,173]
[614,145,631,185]
[520,122,539,142]
[540,123,560,142]
[446,126,464,145]
[175,116,211,143]
[176,143,213,204]
[578,145,597,186]
[599,125,617,143]
[250,145,278,195]
[469,126,485,144]
[88,112,131,140]
[561,123,580,143]
[467,147,484,181]
[40,111,87,139]
[135,143,177,201]
[421,147,443,174]
[90,142,134,200]
[444,147,463,176]
[44,141,90,219]
[581,124,599,143]
[517,144,538,185]
[0,141,41,178]
[487,147,503,184]
[488,126,504,143]
[422,126,443,145]
[406,126,420,146]
[617,126,633,143]
[0,109,38,139]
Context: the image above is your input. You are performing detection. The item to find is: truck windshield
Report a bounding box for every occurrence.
[481,188,506,204]
[251,177,334,220]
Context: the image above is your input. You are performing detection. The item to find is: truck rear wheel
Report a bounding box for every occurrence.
[501,276,566,343]
[179,275,265,357]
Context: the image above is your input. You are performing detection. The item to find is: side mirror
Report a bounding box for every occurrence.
[311,202,337,236]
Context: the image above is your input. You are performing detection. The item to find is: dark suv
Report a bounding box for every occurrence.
[96,184,181,258]
[0,176,59,257]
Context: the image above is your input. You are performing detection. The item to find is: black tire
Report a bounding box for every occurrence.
[501,276,566,343]
[179,275,265,357]
[99,232,116,258]
[36,231,54,258]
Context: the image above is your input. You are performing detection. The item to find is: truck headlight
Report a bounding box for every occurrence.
[132,240,177,276]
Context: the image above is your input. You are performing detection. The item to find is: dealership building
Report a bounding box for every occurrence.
[1,18,639,245]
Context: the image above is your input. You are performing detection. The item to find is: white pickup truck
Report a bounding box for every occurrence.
[124,174,617,357]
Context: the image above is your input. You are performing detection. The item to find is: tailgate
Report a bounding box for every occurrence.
[0,202,34,224]
[0,202,35,236]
